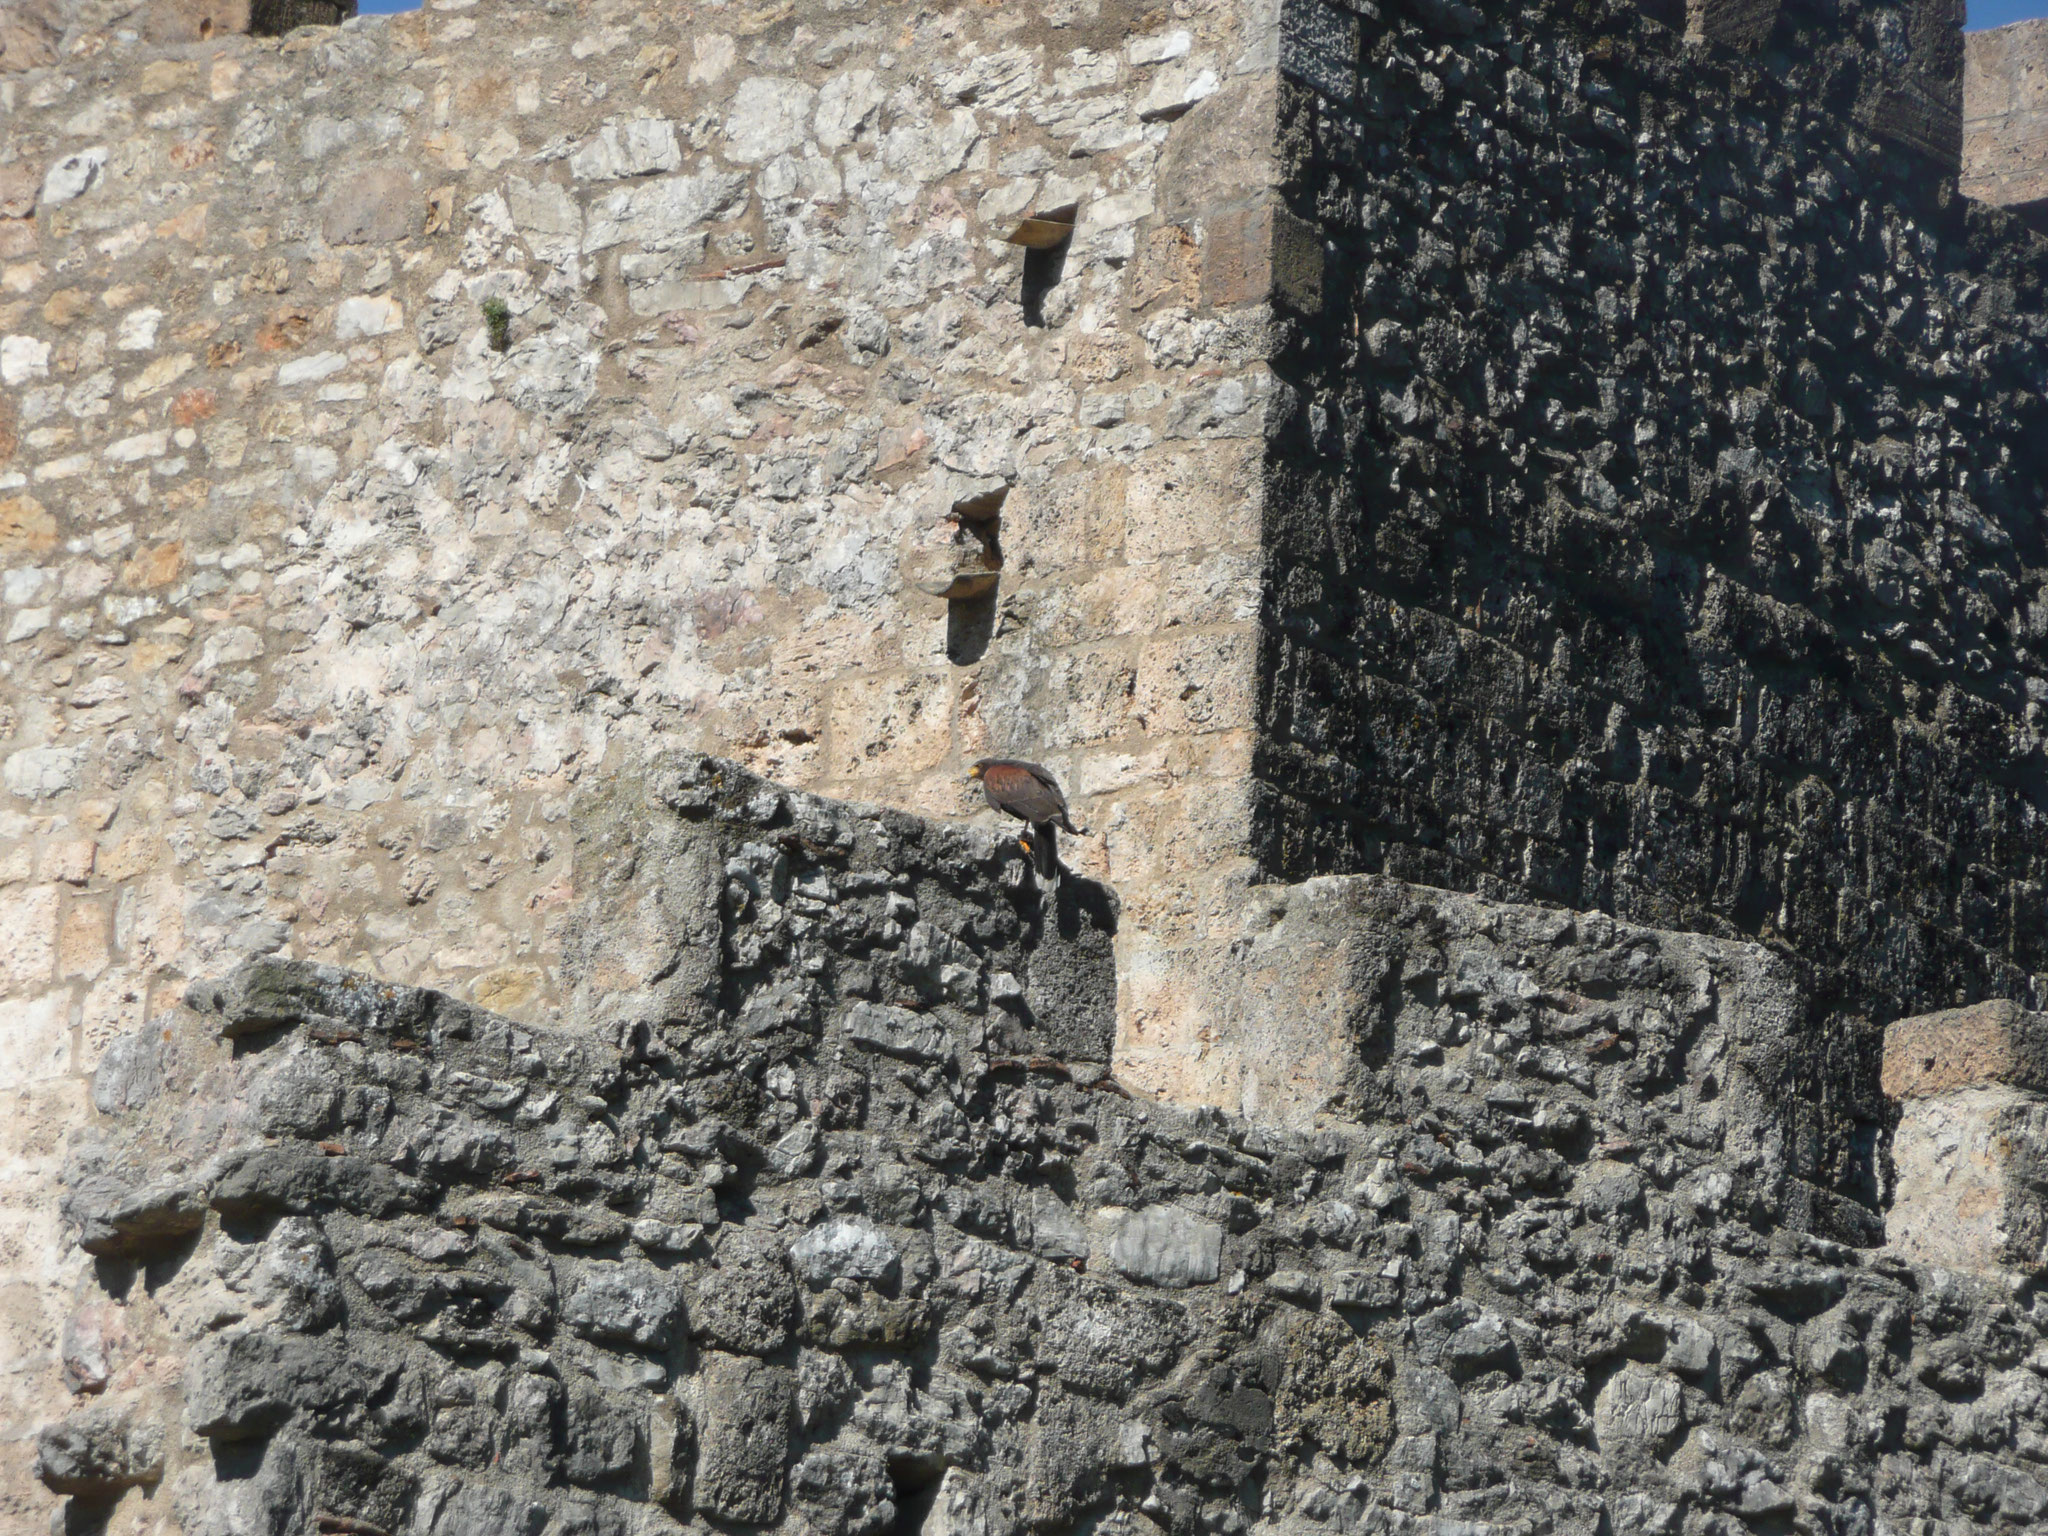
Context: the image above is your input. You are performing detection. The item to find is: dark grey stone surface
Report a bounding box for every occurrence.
[46,759,2048,1536]
[1255,0,2035,1205]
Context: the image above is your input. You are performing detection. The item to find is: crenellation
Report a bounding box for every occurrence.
[1964,17,2048,222]
[27,755,2048,1536]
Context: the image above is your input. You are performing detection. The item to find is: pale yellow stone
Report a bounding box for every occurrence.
[94,831,158,884]
[473,964,545,1014]
[139,58,201,96]
[1133,629,1255,736]
[79,971,147,1073]
[824,672,955,781]
[0,991,70,1083]
[0,887,57,993]
[1126,444,1261,563]
[120,352,196,401]
[116,873,183,973]
[0,493,55,556]
[57,901,108,979]
[42,839,94,885]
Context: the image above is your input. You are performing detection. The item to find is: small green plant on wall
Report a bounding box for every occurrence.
[481,296,511,353]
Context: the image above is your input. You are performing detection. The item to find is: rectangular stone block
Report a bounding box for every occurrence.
[1881,999,2048,1099]
[1201,201,1269,310]
[1884,999,2048,1275]
[1889,1087,2048,1275]
[1965,19,2048,208]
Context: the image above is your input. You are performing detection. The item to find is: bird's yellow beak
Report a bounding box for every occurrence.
[968,764,984,780]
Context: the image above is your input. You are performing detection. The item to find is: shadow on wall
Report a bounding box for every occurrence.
[252,0,359,32]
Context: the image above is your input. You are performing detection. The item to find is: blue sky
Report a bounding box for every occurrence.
[1972,0,2048,27]
[356,1,422,13]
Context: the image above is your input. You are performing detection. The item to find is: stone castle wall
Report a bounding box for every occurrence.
[41,757,2048,1536]
[0,0,1293,1503]
[1966,18,2048,219]
[1254,0,2048,1207]
[12,0,2048,1528]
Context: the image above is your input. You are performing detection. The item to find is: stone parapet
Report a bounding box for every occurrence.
[1258,0,2048,1202]
[7,0,2048,1519]
[1683,0,1965,168]
[1884,1001,2048,1276]
[1964,19,2048,217]
[41,760,2048,1536]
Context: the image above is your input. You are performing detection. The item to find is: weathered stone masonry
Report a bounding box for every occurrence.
[46,758,2048,1536]
[15,0,2048,1529]
[0,0,1284,1503]
[1254,0,2048,1207]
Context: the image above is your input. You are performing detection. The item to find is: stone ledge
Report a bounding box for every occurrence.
[1881,999,2048,1100]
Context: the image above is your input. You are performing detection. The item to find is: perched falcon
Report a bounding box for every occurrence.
[970,757,1086,876]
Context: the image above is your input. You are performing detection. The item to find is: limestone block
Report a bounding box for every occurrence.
[815,70,886,151]
[1593,1364,1687,1456]
[824,673,953,778]
[570,118,681,180]
[334,294,403,340]
[840,1001,951,1063]
[0,492,56,554]
[35,1402,162,1496]
[1885,1002,2048,1275]
[0,333,50,385]
[1136,62,1219,123]
[789,1218,900,1286]
[1850,0,1965,168]
[1199,200,1273,310]
[1279,0,1361,106]
[1883,999,2048,1100]
[322,166,415,246]
[0,2,59,73]
[1889,1088,2048,1275]
[1134,629,1254,735]
[690,1232,796,1354]
[1125,445,1260,562]
[0,990,69,1085]
[0,162,38,220]
[143,0,254,44]
[39,148,106,209]
[1685,0,1779,51]
[0,886,57,991]
[725,78,817,163]
[1965,19,2048,209]
[184,1330,375,1440]
[789,1446,894,1536]
[564,1262,684,1350]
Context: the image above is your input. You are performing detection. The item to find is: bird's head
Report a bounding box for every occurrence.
[968,759,992,780]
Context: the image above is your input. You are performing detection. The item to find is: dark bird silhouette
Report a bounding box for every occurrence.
[970,757,1086,876]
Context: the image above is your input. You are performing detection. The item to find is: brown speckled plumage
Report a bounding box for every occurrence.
[971,758,1085,874]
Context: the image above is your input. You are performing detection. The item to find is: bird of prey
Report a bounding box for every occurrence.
[970,757,1086,876]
